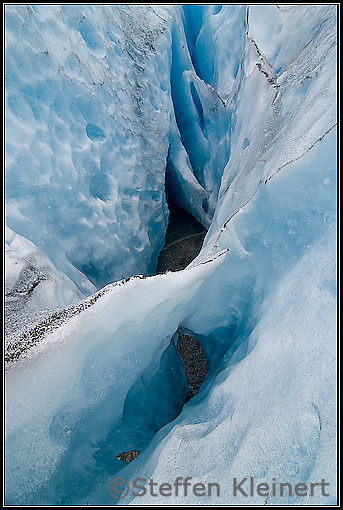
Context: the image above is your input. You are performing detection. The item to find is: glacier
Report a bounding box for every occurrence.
[4,4,337,506]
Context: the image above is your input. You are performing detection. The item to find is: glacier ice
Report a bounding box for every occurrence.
[5,5,173,292]
[5,225,85,347]
[5,4,337,506]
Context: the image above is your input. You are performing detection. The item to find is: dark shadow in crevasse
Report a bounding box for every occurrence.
[156,161,208,274]
[156,206,207,274]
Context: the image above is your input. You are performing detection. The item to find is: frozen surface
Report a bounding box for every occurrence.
[5,254,228,505]
[5,225,85,345]
[5,5,173,292]
[5,4,337,506]
[120,126,337,506]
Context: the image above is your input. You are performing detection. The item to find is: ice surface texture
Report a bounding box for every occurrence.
[5,5,173,292]
[5,4,337,506]
[5,225,84,346]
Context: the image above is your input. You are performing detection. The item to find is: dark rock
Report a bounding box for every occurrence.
[176,334,209,399]
[115,449,140,462]
[156,207,207,273]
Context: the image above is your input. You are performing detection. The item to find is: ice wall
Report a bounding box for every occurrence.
[5,4,337,506]
[5,5,173,292]
[166,5,247,223]
[4,4,260,292]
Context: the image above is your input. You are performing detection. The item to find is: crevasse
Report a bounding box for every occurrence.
[5,4,337,506]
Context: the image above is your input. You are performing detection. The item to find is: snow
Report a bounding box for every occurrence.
[5,4,337,506]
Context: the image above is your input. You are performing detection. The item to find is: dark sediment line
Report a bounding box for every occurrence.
[5,275,146,365]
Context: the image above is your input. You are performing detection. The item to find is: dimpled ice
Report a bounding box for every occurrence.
[5,4,337,506]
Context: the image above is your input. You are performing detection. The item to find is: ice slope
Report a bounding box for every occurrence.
[199,4,337,252]
[5,4,337,507]
[5,127,336,504]
[5,225,84,345]
[120,126,337,507]
[5,253,228,505]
